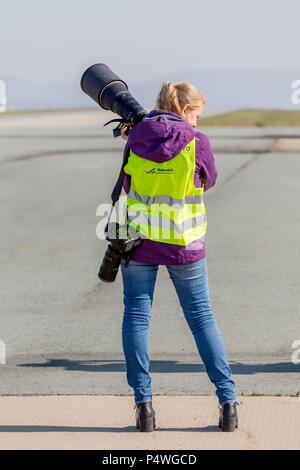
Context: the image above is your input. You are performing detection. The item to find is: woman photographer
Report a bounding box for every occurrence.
[120,81,238,432]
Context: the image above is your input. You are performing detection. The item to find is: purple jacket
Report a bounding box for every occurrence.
[122,109,218,265]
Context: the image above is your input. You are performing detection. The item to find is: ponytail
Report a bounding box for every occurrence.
[156,81,182,115]
[156,81,206,115]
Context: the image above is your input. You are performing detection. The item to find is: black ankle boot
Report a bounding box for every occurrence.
[218,402,238,432]
[135,401,156,432]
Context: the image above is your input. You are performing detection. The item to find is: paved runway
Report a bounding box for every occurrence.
[0,110,299,396]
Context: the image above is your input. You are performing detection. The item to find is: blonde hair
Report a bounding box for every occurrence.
[156,81,206,115]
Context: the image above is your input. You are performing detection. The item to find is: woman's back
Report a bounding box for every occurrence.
[122,109,218,265]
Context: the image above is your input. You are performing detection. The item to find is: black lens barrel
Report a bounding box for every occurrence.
[80,63,146,123]
[80,63,127,107]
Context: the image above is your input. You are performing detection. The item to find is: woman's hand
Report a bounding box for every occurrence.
[121,126,130,141]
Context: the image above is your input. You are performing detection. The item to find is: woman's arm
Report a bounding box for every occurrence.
[196,133,218,191]
[122,140,131,194]
[120,126,133,193]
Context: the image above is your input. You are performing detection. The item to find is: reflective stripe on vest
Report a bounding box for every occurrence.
[127,211,207,234]
[127,189,203,208]
[122,136,207,246]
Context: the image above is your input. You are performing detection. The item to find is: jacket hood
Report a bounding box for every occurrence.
[127,109,195,163]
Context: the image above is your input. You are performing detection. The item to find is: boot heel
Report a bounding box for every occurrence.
[222,417,237,432]
[139,416,154,432]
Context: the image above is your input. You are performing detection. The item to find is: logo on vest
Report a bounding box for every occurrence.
[145,168,173,175]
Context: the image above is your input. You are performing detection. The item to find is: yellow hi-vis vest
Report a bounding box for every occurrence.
[121,137,207,246]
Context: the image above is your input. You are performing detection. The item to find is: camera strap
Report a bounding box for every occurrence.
[105,144,130,232]
[104,144,143,268]
[111,144,130,206]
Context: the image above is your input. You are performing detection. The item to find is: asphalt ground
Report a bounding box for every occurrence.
[0,110,300,397]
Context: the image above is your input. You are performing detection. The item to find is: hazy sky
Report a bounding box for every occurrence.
[1,0,300,84]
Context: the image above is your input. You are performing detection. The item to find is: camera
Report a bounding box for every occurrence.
[80,64,147,282]
[98,222,144,283]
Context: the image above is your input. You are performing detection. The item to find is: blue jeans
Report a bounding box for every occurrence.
[120,257,236,405]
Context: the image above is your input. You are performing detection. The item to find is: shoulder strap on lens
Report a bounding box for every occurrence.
[111,144,130,205]
[104,145,130,234]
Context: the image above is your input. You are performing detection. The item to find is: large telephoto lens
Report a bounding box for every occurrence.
[81,63,146,123]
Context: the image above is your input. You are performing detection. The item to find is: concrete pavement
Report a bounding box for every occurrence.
[0,395,299,450]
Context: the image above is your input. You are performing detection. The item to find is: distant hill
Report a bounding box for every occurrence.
[130,69,300,110]
[1,69,300,111]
